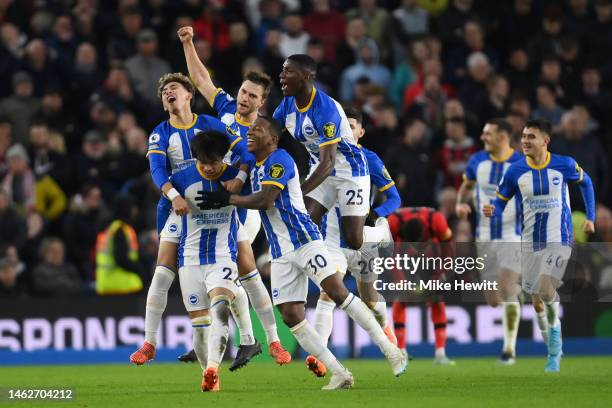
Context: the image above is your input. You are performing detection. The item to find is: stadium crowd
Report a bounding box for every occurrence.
[1,0,611,298]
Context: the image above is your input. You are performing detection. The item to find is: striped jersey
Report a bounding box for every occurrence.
[209,88,251,137]
[171,163,239,267]
[273,87,368,178]
[250,148,321,259]
[464,150,522,242]
[494,152,595,251]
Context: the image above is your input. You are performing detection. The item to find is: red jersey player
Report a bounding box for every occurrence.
[387,207,456,365]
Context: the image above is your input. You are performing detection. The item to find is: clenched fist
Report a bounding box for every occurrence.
[177,26,194,43]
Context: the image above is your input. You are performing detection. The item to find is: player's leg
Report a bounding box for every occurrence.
[522,252,549,344]
[236,232,290,364]
[428,299,455,366]
[188,309,211,372]
[538,272,563,373]
[131,208,178,365]
[498,268,521,365]
[392,301,407,350]
[310,242,407,376]
[272,254,353,389]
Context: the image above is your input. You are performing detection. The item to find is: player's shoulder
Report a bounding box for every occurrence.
[508,150,523,163]
[549,153,576,169]
[268,148,294,165]
[172,163,197,185]
[150,120,169,138]
[361,146,383,166]
[312,87,340,112]
[196,113,223,126]
[505,156,530,177]
[468,150,490,165]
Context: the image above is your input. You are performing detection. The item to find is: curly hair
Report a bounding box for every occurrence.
[156,72,195,99]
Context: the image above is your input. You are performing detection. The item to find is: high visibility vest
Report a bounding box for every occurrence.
[95,220,143,295]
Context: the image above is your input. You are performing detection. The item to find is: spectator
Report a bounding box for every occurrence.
[528,5,565,64]
[303,0,346,63]
[216,22,255,94]
[21,39,61,97]
[578,65,611,128]
[385,118,437,207]
[402,58,451,113]
[335,16,368,72]
[391,38,429,111]
[28,119,70,190]
[538,55,567,104]
[435,117,476,189]
[124,28,171,109]
[392,0,429,41]
[0,188,27,252]
[121,126,149,181]
[108,5,142,61]
[73,130,111,198]
[306,38,338,95]
[71,42,104,112]
[447,19,498,84]
[63,184,111,282]
[31,237,83,296]
[500,0,540,49]
[0,22,26,97]
[0,256,25,298]
[193,0,230,53]
[407,73,448,132]
[585,0,612,66]
[45,14,78,68]
[565,0,592,42]
[345,0,391,58]
[532,82,566,133]
[477,74,510,125]
[457,52,491,114]
[551,110,609,210]
[41,87,79,152]
[253,0,285,54]
[1,144,35,214]
[436,0,478,47]
[340,38,392,102]
[0,117,11,180]
[0,71,41,146]
[279,13,310,58]
[261,29,285,90]
[361,101,399,156]
[504,46,534,95]
[96,67,135,116]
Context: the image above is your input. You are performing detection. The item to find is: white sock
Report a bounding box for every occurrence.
[240,270,279,344]
[144,266,175,345]
[536,309,549,344]
[229,285,255,346]
[290,320,345,375]
[545,299,561,328]
[313,298,335,346]
[435,347,446,358]
[207,295,231,369]
[370,301,388,328]
[191,315,211,370]
[363,224,388,244]
[340,293,394,355]
[502,301,520,355]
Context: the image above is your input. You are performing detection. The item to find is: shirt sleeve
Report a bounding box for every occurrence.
[373,185,401,217]
[564,157,596,221]
[387,212,401,242]
[228,136,255,170]
[273,102,286,129]
[211,88,234,116]
[314,98,342,147]
[147,128,170,189]
[261,151,294,190]
[493,167,518,215]
[432,212,452,241]
[464,154,479,181]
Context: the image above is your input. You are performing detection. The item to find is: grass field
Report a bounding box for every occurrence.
[1,357,611,408]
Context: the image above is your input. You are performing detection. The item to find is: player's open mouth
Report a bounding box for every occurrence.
[247,137,254,146]
[167,95,176,103]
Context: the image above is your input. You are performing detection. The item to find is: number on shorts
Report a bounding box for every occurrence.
[307,254,328,273]
[222,267,233,280]
[346,189,364,205]
[358,259,373,275]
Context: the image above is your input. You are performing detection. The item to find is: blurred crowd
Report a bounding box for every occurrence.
[1,0,611,298]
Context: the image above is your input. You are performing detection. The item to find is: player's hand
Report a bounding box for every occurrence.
[583,220,595,234]
[222,178,244,194]
[172,196,190,216]
[195,190,231,209]
[177,26,194,43]
[482,204,495,218]
[456,203,472,219]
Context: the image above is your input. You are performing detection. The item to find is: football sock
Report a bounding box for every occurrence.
[239,269,279,344]
[313,298,336,346]
[430,301,447,350]
[340,293,395,355]
[370,300,388,328]
[191,315,211,370]
[545,297,561,328]
[392,301,407,349]
[502,301,520,355]
[229,285,256,346]
[536,309,549,344]
[290,320,345,375]
[144,265,175,345]
[363,224,388,244]
[207,295,231,369]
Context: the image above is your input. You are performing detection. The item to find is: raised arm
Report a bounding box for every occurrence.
[178,26,217,106]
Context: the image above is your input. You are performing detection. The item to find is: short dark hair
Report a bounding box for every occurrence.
[190,130,231,162]
[525,118,552,136]
[486,118,512,135]
[257,114,282,144]
[157,72,195,99]
[343,106,363,124]
[400,218,424,242]
[287,54,317,74]
[244,71,272,99]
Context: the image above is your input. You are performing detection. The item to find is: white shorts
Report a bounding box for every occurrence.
[326,244,348,275]
[238,210,261,244]
[306,175,370,217]
[271,240,338,305]
[478,241,521,281]
[178,261,239,312]
[160,212,181,243]
[521,245,572,294]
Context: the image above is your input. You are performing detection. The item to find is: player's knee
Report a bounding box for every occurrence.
[532,297,545,313]
[343,230,363,250]
[157,242,178,269]
[320,278,349,305]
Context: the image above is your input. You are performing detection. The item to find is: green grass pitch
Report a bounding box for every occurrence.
[1,357,611,408]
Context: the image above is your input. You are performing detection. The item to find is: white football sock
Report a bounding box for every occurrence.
[363,224,388,244]
[370,301,388,328]
[229,285,255,346]
[207,295,231,369]
[536,309,549,344]
[290,320,345,375]
[191,315,211,370]
[240,270,279,344]
[545,299,561,328]
[502,301,520,355]
[340,293,395,355]
[144,266,175,345]
[313,298,335,346]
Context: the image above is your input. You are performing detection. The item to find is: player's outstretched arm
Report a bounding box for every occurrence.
[456,178,476,219]
[177,26,217,106]
[229,184,282,210]
[300,143,337,195]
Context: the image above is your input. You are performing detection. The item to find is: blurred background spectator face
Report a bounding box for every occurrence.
[445,118,467,142]
[489,75,509,100]
[283,14,304,37]
[542,7,563,35]
[82,131,106,159]
[307,39,325,63]
[0,120,11,150]
[75,42,97,72]
[42,89,63,113]
[124,127,148,154]
[26,39,47,69]
[120,6,142,37]
[0,189,9,212]
[509,95,531,118]
[467,52,491,83]
[29,122,50,149]
[83,185,102,211]
[0,258,17,290]
[582,68,601,91]
[595,205,612,241]
[7,146,29,175]
[444,99,465,120]
[561,110,586,141]
[13,72,33,97]
[541,58,561,82]
[194,38,212,63]
[41,238,65,266]
[229,22,249,47]
[424,74,441,97]
[137,29,158,57]
[536,84,556,109]
[464,21,483,50]
[53,15,73,41]
[89,101,116,129]
[403,119,427,146]
[410,39,430,64]
[346,17,367,41]
[595,0,612,22]
[509,48,529,71]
